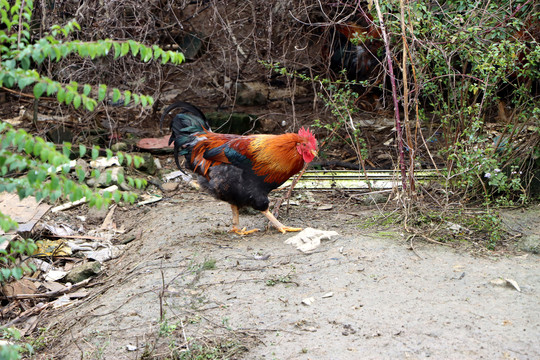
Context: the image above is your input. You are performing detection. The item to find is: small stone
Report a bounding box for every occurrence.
[162,182,179,192]
[302,297,315,306]
[75,159,90,177]
[111,142,128,152]
[87,167,124,188]
[518,235,540,254]
[64,262,101,283]
[133,152,157,175]
[317,204,333,211]
[87,206,109,224]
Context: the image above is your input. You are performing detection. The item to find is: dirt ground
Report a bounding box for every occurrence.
[33,186,540,360]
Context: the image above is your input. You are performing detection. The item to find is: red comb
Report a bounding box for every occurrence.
[298,127,318,149]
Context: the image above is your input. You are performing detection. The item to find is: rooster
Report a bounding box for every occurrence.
[162,101,318,235]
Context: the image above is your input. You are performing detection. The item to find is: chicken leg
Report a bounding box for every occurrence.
[230,204,259,235]
[262,209,302,233]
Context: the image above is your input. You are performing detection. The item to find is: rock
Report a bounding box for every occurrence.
[87,167,124,188]
[235,82,267,106]
[87,206,109,224]
[358,193,388,205]
[518,235,539,254]
[162,182,179,192]
[111,142,128,152]
[132,152,157,175]
[64,262,101,283]
[302,297,315,306]
[75,159,90,177]
[206,112,257,134]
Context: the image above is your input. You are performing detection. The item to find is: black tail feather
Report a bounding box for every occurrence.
[160,101,209,131]
[160,101,210,172]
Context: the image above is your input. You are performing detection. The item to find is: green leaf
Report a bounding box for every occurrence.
[121,42,129,56]
[112,88,121,103]
[84,97,96,111]
[46,82,57,96]
[98,84,107,102]
[33,82,47,98]
[117,172,124,184]
[79,144,87,157]
[123,90,131,106]
[125,154,132,167]
[57,88,66,103]
[91,146,99,160]
[0,268,11,281]
[76,167,86,182]
[113,42,121,59]
[73,94,81,109]
[62,142,71,157]
[20,56,31,70]
[153,46,163,60]
[142,47,153,62]
[133,156,143,168]
[65,90,74,105]
[129,40,140,56]
[83,84,91,96]
[11,266,23,280]
[161,51,170,64]
[140,95,148,107]
[17,75,35,90]
[117,152,124,165]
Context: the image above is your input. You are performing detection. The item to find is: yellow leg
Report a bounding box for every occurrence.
[229,205,259,235]
[262,209,302,234]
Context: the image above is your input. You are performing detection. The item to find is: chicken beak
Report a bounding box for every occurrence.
[311,149,318,157]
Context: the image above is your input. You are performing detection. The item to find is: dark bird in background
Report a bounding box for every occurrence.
[326,22,383,82]
[162,101,318,235]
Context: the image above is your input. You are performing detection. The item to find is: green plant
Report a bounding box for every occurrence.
[0,327,33,360]
[0,124,148,283]
[178,341,247,360]
[201,259,216,271]
[1,1,183,111]
[444,118,528,206]
[0,2,184,356]
[159,318,178,337]
[264,62,370,175]
[265,266,296,286]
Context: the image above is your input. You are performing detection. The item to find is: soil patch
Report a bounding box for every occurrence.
[34,189,539,359]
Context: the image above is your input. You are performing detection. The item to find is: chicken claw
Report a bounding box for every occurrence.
[230,226,259,236]
[262,210,302,234]
[277,226,303,234]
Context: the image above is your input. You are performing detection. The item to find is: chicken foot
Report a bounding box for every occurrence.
[262,209,302,233]
[230,205,259,235]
